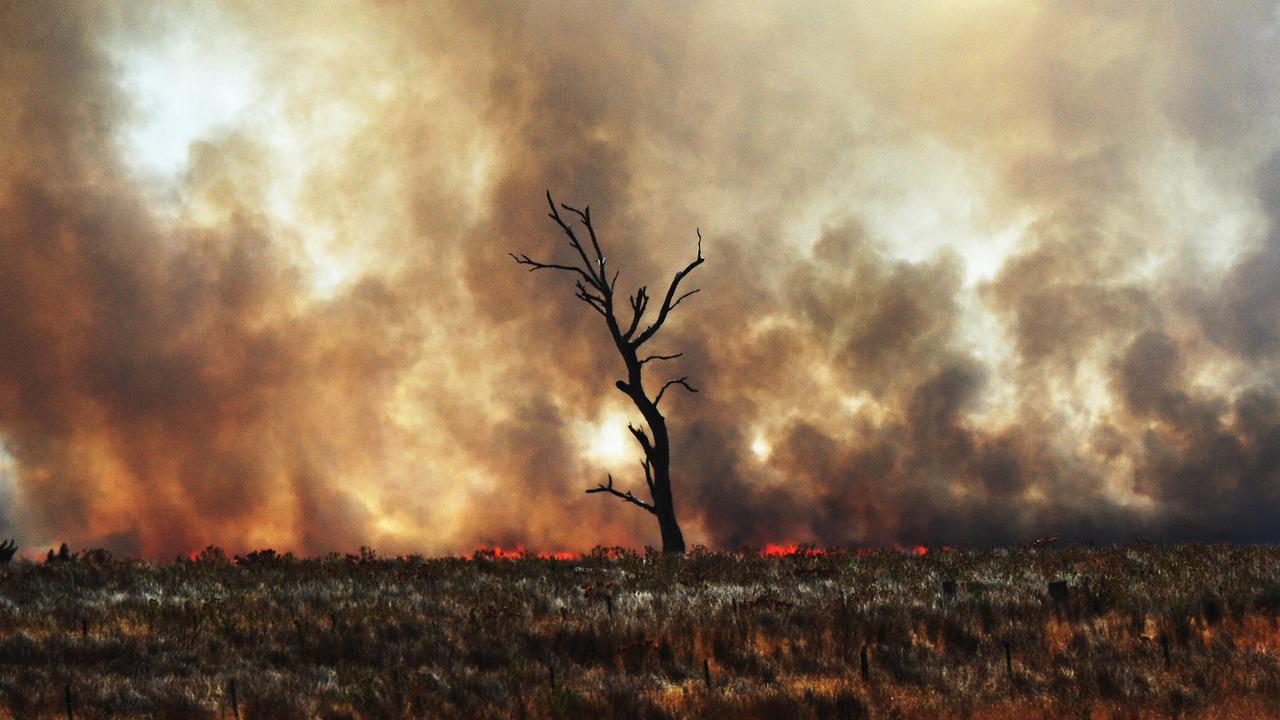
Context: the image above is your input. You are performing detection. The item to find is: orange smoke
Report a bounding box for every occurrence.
[2,2,1280,559]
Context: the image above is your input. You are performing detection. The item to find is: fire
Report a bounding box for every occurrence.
[906,545,957,555]
[538,550,580,560]
[760,543,826,557]
[471,546,584,560]
[466,543,957,560]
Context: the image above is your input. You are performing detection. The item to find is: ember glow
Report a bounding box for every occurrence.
[2,3,1280,559]
[760,543,826,557]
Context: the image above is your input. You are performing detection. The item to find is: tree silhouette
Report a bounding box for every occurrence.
[511,192,704,554]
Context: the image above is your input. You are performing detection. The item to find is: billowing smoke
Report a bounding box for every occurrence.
[1,1,1278,557]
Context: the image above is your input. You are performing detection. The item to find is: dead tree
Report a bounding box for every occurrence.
[511,192,704,554]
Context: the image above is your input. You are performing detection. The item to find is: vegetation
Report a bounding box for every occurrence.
[1,543,1279,718]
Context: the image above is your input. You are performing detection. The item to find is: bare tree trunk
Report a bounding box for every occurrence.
[652,448,686,554]
[615,355,686,554]
[513,192,703,554]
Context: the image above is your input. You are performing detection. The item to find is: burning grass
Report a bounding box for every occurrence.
[0,543,1279,718]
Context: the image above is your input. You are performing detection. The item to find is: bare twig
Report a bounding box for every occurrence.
[545,192,602,286]
[640,352,682,366]
[655,377,698,405]
[573,280,608,317]
[630,229,704,347]
[627,423,653,455]
[586,474,655,514]
[670,287,701,311]
[624,286,650,339]
[509,252,598,289]
[559,202,606,278]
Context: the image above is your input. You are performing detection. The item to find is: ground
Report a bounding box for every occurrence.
[1,543,1279,718]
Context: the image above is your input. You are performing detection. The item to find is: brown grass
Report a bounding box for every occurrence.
[0,543,1278,718]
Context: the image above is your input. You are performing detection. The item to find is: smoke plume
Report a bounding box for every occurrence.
[1,1,1278,557]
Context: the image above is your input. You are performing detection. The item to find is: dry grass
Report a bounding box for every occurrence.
[0,543,1279,718]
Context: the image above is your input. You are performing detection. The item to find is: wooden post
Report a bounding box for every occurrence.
[1048,580,1069,604]
[81,619,87,641]
[703,658,712,689]
[229,678,240,720]
[860,644,869,681]
[63,684,73,720]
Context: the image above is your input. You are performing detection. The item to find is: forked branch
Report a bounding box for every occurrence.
[586,474,656,514]
[624,286,650,338]
[630,229,703,347]
[627,423,653,455]
[509,252,597,288]
[512,191,612,296]
[545,192,603,287]
[655,376,698,405]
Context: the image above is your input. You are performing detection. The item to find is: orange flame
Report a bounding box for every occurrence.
[465,542,956,560]
[537,550,581,560]
[471,545,584,560]
[760,543,826,557]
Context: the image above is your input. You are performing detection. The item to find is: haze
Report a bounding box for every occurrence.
[2,1,1279,558]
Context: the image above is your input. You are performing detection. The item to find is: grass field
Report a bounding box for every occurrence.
[1,543,1279,718]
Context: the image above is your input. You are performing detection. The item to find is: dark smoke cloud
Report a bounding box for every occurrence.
[1,1,1278,557]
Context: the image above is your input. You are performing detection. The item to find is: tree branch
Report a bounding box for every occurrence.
[509,252,599,288]
[585,474,655,514]
[639,352,683,366]
[655,376,698,405]
[627,423,653,456]
[573,280,608,317]
[641,458,654,495]
[631,228,704,347]
[545,191,603,288]
[670,287,701,311]
[623,286,649,339]
[559,203,606,279]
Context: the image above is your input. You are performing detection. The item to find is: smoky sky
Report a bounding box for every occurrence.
[1,1,1279,558]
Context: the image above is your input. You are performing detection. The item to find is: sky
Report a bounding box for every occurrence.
[2,1,1280,558]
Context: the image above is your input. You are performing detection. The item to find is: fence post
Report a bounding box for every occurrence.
[229,678,240,720]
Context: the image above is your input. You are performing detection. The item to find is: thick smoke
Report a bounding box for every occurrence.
[0,1,1278,557]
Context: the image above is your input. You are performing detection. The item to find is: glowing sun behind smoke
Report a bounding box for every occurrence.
[576,413,640,466]
[110,6,260,181]
[106,4,371,299]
